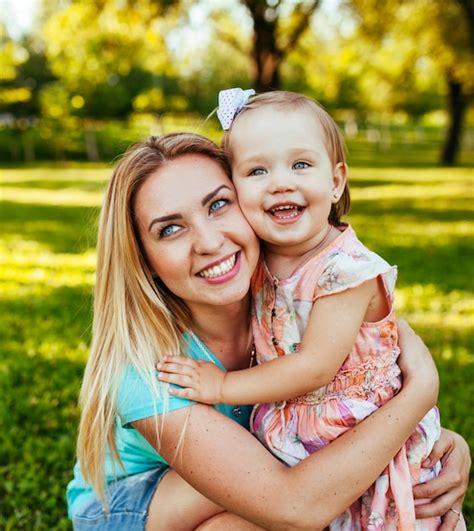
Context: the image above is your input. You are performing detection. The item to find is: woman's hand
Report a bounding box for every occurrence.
[397,319,439,409]
[414,428,470,530]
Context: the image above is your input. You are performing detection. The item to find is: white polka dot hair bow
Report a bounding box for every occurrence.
[217,87,256,130]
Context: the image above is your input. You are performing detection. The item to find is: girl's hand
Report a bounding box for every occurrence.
[396,319,439,409]
[414,428,470,530]
[158,356,226,404]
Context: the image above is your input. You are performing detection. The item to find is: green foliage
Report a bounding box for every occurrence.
[348,0,473,118]
[0,159,473,528]
[40,1,177,121]
[0,25,33,111]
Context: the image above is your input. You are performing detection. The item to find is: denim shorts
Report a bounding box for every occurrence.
[73,467,170,530]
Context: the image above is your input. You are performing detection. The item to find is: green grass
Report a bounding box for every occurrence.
[1,163,473,529]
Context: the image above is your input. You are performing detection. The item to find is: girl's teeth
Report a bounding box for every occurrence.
[271,205,301,219]
[199,254,236,279]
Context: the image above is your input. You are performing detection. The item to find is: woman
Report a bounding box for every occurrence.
[68,133,470,530]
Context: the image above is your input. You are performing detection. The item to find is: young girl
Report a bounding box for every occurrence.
[158,90,453,530]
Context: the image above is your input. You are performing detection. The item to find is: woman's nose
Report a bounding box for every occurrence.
[192,222,225,255]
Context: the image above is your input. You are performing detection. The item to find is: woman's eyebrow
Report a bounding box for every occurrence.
[148,213,183,232]
[147,185,231,232]
[201,185,231,206]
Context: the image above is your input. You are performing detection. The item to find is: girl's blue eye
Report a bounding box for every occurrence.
[249,168,266,176]
[209,199,228,212]
[160,224,180,238]
[293,161,309,170]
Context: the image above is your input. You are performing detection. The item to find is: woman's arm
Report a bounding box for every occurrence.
[158,280,377,405]
[135,322,438,530]
[193,428,471,531]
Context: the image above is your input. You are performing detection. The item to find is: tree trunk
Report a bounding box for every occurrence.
[246,1,282,91]
[22,131,35,162]
[243,0,320,92]
[441,78,466,166]
[85,124,100,162]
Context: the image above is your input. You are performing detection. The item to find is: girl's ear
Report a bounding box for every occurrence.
[332,162,347,203]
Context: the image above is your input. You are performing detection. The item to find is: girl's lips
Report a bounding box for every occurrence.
[196,251,241,285]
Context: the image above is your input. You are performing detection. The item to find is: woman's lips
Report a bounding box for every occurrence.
[197,251,241,284]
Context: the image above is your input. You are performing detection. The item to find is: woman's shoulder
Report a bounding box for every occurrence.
[117,338,201,427]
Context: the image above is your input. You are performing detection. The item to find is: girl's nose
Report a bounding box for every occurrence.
[192,222,225,255]
[268,168,296,194]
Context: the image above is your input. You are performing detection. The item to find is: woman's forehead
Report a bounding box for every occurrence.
[135,154,234,215]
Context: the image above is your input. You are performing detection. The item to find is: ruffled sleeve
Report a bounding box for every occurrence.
[313,245,397,303]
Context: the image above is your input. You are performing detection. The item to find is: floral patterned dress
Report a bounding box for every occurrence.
[251,224,441,530]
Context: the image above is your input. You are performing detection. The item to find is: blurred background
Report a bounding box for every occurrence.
[1,0,474,164]
[0,0,473,528]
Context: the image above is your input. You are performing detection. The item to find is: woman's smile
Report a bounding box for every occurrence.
[197,251,240,282]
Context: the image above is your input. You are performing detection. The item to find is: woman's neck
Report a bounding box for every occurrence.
[187,295,252,371]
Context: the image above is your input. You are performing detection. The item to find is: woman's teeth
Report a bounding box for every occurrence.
[199,254,237,279]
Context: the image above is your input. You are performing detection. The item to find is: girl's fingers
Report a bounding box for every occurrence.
[161,356,198,368]
[158,361,198,377]
[158,372,195,388]
[159,356,198,369]
[168,387,197,400]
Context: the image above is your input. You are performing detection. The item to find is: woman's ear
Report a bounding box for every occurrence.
[332,162,347,203]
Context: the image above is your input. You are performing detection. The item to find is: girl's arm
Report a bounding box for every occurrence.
[158,278,378,404]
[136,323,438,530]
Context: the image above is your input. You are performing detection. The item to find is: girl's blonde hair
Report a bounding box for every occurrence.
[77,132,232,506]
[222,90,350,225]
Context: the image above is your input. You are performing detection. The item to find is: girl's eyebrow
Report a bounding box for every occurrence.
[147,185,231,232]
[233,156,264,170]
[288,147,318,156]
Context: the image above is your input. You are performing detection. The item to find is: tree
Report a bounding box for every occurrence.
[350,0,474,165]
[213,0,321,91]
[42,1,171,110]
[439,0,473,164]
[40,0,176,159]
[0,25,31,114]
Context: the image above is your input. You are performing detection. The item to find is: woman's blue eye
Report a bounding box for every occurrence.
[293,161,309,170]
[209,199,228,212]
[160,224,180,238]
[249,168,266,176]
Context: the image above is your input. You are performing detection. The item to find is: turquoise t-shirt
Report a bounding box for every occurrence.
[66,334,252,518]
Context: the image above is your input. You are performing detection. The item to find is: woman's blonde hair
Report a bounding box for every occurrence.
[77,132,232,506]
[222,90,350,225]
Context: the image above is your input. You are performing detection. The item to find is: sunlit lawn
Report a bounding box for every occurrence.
[1,163,473,529]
